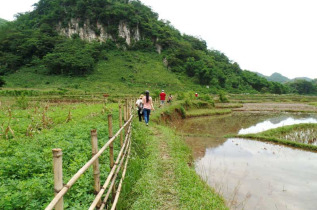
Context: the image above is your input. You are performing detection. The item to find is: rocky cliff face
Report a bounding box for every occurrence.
[118,21,141,45]
[57,19,140,44]
[57,19,162,53]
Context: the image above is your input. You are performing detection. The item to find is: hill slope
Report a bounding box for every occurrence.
[257,72,314,83]
[0,0,315,94]
[267,73,290,83]
[3,51,201,94]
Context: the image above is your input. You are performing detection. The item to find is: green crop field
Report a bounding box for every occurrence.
[0,98,122,209]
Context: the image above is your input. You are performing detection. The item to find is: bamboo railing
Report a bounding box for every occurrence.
[46,100,134,210]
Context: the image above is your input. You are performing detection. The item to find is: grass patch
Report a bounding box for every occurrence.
[118,120,165,209]
[309,102,317,107]
[234,123,317,152]
[186,108,232,118]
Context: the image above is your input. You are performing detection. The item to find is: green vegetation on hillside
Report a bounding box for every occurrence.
[0,18,7,26]
[267,72,290,83]
[3,51,202,93]
[0,0,316,94]
[257,72,317,94]
[287,79,317,95]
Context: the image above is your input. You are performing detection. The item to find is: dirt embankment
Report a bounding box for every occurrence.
[233,103,317,112]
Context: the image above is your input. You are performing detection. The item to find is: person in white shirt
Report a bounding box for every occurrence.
[135,94,144,122]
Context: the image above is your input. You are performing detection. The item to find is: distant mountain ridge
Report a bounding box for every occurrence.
[256,72,313,83]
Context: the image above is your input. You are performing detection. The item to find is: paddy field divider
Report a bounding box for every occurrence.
[46,99,134,210]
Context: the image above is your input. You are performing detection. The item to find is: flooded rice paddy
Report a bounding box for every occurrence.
[238,116,317,134]
[176,113,317,210]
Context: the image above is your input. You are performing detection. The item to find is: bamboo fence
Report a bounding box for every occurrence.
[46,101,134,210]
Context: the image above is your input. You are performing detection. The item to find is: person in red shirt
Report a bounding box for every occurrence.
[159,90,166,106]
[195,92,198,98]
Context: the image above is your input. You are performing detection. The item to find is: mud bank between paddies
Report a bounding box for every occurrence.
[118,100,229,209]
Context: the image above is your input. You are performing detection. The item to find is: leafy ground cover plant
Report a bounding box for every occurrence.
[0,101,122,209]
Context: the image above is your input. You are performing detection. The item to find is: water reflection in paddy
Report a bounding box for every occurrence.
[239,116,317,134]
[176,113,317,210]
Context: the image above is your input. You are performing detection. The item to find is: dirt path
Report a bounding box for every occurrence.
[150,126,180,210]
[233,102,317,112]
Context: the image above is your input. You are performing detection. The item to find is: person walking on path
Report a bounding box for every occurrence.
[159,90,166,107]
[135,94,144,122]
[142,90,155,126]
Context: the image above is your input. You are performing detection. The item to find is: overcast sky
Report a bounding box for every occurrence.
[1,0,316,79]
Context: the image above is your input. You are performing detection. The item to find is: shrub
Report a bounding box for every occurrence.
[183,99,192,108]
[200,94,215,107]
[179,106,186,118]
[43,39,97,75]
[177,92,185,100]
[131,38,155,52]
[218,91,229,103]
[15,94,29,109]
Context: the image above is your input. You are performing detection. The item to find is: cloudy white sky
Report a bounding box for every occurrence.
[1,0,316,79]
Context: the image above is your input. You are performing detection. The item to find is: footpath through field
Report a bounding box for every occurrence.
[119,105,227,209]
[149,126,180,209]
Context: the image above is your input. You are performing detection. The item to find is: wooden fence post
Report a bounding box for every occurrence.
[119,105,123,147]
[124,99,127,138]
[129,99,133,116]
[125,99,129,121]
[91,129,101,208]
[52,148,63,210]
[127,99,130,118]
[108,114,116,200]
[108,114,114,169]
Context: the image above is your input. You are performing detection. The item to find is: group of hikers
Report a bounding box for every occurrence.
[135,90,172,126]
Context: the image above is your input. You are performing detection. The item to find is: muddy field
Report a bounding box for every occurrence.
[233,103,317,112]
